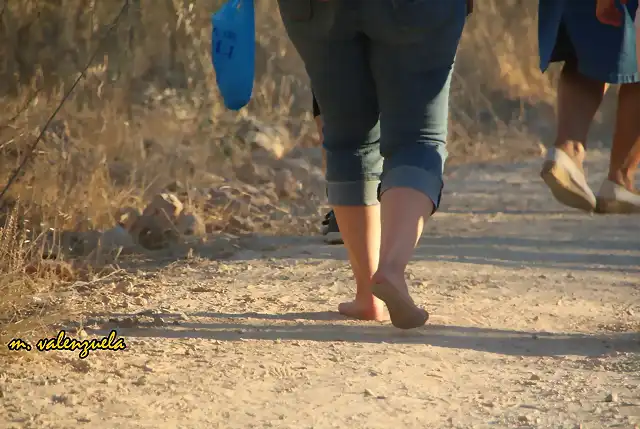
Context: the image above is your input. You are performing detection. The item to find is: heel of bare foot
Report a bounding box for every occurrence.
[338,299,387,321]
[370,272,428,330]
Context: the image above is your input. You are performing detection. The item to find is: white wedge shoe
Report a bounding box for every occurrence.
[596,179,640,214]
[540,148,597,212]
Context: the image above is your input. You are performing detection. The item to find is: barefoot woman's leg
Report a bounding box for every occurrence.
[554,61,606,163]
[367,1,466,329]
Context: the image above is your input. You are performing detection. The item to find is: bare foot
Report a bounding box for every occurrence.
[371,271,429,330]
[338,299,387,321]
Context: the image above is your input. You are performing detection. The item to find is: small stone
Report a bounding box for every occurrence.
[25,260,75,281]
[274,170,299,199]
[364,389,375,397]
[118,317,137,328]
[116,207,141,231]
[530,374,541,381]
[133,376,147,386]
[152,316,166,327]
[142,193,183,221]
[52,394,78,406]
[77,329,88,339]
[227,215,254,233]
[175,212,205,236]
[605,392,619,403]
[71,359,92,374]
[518,415,530,423]
[134,297,148,306]
[114,281,130,293]
[235,162,262,184]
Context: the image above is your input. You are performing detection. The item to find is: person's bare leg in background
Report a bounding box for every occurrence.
[608,83,640,191]
[597,82,640,212]
[553,62,606,170]
[541,60,606,212]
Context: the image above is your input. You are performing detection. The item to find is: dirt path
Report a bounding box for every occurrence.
[2,151,639,429]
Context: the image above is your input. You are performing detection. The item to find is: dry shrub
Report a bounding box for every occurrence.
[0,205,76,357]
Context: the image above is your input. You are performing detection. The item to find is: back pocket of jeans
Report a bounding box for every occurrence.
[278,0,313,22]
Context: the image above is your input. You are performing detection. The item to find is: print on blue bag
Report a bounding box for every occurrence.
[211,0,255,111]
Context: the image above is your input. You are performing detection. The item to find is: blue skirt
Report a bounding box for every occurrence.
[539,0,640,84]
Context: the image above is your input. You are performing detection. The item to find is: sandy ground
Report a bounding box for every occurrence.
[1,151,639,429]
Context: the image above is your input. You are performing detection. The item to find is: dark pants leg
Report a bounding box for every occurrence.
[279,0,466,208]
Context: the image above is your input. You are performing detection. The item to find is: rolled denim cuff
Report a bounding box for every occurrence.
[380,166,443,212]
[327,179,381,206]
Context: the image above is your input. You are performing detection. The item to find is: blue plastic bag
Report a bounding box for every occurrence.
[211,0,256,110]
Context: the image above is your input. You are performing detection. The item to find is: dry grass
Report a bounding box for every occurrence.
[0,0,614,356]
[0,205,76,357]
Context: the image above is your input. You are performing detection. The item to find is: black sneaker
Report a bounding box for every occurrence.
[321,210,343,244]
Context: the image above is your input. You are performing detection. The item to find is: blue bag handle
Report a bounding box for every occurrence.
[211,0,256,110]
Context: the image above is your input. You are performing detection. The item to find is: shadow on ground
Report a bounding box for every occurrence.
[222,231,640,274]
[89,311,640,358]
[411,235,640,273]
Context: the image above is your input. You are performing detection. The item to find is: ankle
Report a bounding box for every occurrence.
[608,168,635,191]
[555,141,586,160]
[354,292,379,305]
[373,265,405,285]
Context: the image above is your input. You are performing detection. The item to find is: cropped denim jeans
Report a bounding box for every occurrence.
[278,0,467,209]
